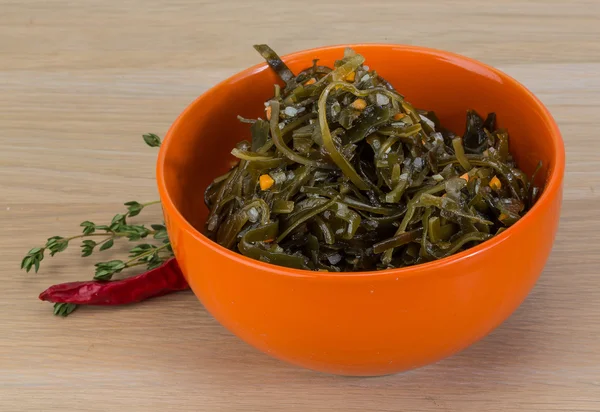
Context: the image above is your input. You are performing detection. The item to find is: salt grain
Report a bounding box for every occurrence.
[376,94,390,106]
[284,106,298,117]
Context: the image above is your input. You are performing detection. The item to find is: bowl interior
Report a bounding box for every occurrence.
[160,45,561,241]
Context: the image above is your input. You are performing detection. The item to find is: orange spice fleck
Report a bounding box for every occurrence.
[351,98,367,110]
[259,174,275,190]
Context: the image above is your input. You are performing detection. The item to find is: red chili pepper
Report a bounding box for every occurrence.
[39,258,189,305]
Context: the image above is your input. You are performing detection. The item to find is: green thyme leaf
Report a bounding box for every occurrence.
[28,247,42,255]
[153,229,168,240]
[80,221,96,235]
[99,239,114,251]
[81,239,97,257]
[129,243,154,257]
[21,247,45,273]
[143,133,162,147]
[53,303,78,317]
[93,260,126,280]
[20,255,32,271]
[45,237,68,257]
[124,201,143,217]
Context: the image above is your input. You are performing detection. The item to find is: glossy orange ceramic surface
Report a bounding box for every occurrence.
[156,44,565,376]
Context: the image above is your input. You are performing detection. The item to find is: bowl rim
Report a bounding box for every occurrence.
[156,43,565,280]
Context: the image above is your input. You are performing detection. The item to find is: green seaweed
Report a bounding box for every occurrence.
[202,45,542,272]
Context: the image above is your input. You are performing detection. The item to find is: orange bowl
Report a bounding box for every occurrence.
[156,44,565,376]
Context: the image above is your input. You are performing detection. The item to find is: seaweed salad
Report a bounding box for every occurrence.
[203,45,542,272]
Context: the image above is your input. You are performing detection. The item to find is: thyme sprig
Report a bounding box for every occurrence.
[22,134,170,316]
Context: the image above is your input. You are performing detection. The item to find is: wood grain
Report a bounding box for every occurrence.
[1,1,599,410]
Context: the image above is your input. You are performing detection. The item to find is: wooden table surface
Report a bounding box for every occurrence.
[1,1,599,410]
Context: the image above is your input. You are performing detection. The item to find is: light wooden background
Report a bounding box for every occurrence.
[1,1,599,411]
